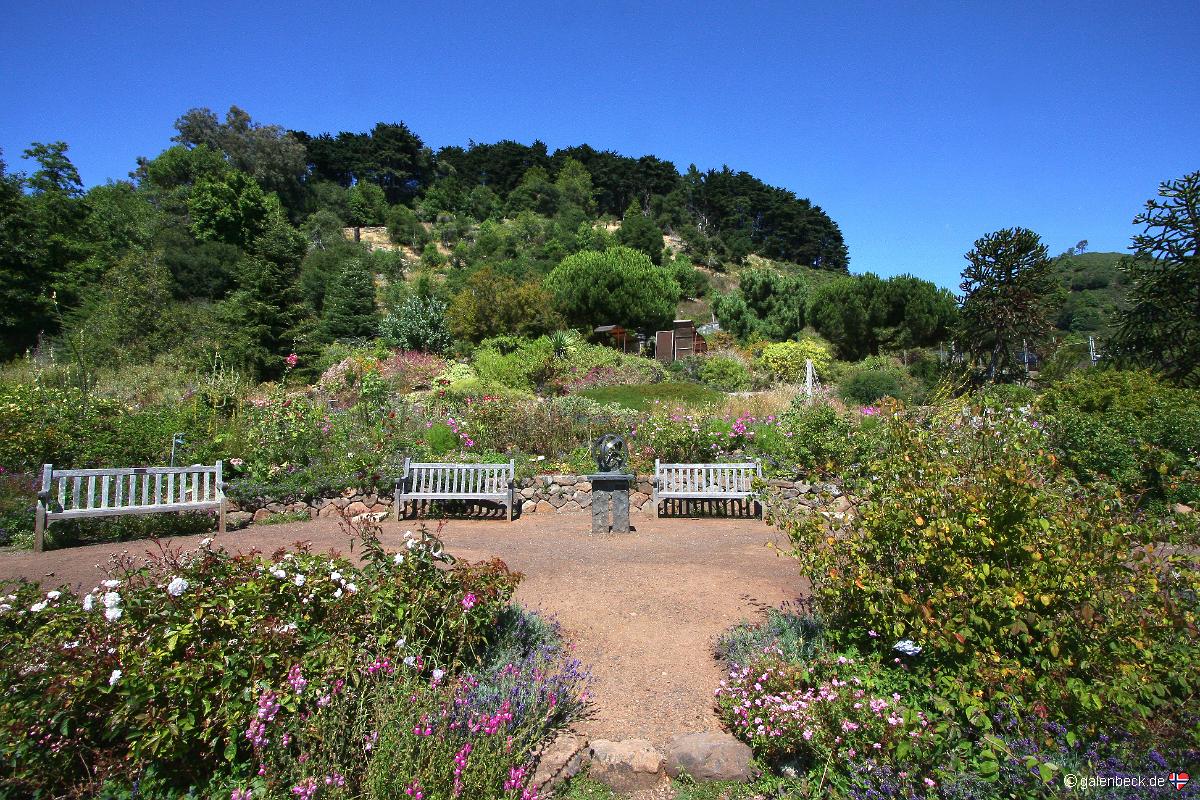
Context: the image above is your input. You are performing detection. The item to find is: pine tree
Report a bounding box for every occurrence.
[319,259,378,342]
[615,200,664,265]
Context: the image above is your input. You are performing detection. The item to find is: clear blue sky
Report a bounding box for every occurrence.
[2,0,1197,289]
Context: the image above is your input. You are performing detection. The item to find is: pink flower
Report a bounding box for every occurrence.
[285,353,299,368]
[287,664,307,694]
[232,790,253,800]
[290,778,317,800]
[462,593,477,610]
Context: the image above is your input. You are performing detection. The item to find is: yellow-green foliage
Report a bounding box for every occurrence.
[772,403,1200,736]
[757,338,832,382]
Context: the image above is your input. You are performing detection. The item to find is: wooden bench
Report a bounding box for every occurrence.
[394,459,516,521]
[651,459,762,517]
[34,462,226,552]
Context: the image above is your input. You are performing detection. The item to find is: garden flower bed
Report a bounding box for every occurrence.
[0,515,588,798]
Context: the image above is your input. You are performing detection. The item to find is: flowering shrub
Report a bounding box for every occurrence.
[230,605,587,800]
[716,650,934,779]
[0,517,521,796]
[627,404,850,475]
[771,402,1200,742]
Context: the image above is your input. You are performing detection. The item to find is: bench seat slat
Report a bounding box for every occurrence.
[50,501,222,520]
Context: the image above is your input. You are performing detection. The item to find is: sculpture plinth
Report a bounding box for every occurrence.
[589,472,633,534]
[590,434,632,534]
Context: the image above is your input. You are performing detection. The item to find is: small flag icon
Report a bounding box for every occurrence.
[1169,772,1190,791]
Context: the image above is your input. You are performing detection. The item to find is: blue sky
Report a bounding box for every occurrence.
[2,0,1197,289]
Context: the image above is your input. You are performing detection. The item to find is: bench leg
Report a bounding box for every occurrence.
[218,500,227,534]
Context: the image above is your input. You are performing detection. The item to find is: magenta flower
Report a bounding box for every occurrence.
[285,353,299,368]
[462,593,478,610]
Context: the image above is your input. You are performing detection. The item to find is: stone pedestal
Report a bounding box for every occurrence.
[589,473,632,534]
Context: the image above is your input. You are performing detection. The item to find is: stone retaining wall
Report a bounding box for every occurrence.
[227,475,843,525]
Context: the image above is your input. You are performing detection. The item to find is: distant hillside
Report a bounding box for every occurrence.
[1052,251,1129,338]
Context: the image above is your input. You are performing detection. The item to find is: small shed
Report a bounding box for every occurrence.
[593,324,638,354]
[654,319,707,364]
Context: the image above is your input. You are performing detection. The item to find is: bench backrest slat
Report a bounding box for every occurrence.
[403,461,513,494]
[42,464,224,513]
[655,461,759,493]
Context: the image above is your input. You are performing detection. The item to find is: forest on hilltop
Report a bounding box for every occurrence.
[0,105,855,379]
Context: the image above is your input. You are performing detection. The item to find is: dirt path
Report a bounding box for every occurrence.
[0,514,807,749]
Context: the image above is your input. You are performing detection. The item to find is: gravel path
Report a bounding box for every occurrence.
[0,514,807,749]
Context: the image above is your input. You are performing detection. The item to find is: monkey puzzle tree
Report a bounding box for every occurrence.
[958,227,1060,382]
[1110,170,1200,386]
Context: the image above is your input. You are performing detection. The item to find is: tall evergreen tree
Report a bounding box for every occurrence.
[615,200,664,265]
[0,151,52,358]
[958,227,1060,382]
[219,218,312,378]
[319,259,378,342]
[1110,170,1200,386]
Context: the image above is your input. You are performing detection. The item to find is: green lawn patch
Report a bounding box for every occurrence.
[577,382,724,411]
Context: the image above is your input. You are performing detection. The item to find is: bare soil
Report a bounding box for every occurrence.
[0,514,807,749]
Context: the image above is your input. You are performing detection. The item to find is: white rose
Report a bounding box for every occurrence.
[109,669,122,686]
[82,594,96,611]
[30,601,47,613]
[330,571,342,583]
[102,580,120,589]
[102,592,121,609]
[46,591,61,601]
[167,577,189,597]
[344,583,357,594]
[293,574,306,587]
[105,607,123,622]
[272,569,287,579]
[333,588,343,599]
[393,553,404,565]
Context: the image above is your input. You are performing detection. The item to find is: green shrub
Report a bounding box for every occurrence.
[774,401,858,472]
[840,368,904,405]
[578,382,723,412]
[426,422,460,456]
[770,405,1200,740]
[1046,409,1142,488]
[1038,369,1200,506]
[698,354,751,392]
[473,346,538,391]
[380,295,452,353]
[975,382,1037,409]
[758,339,832,383]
